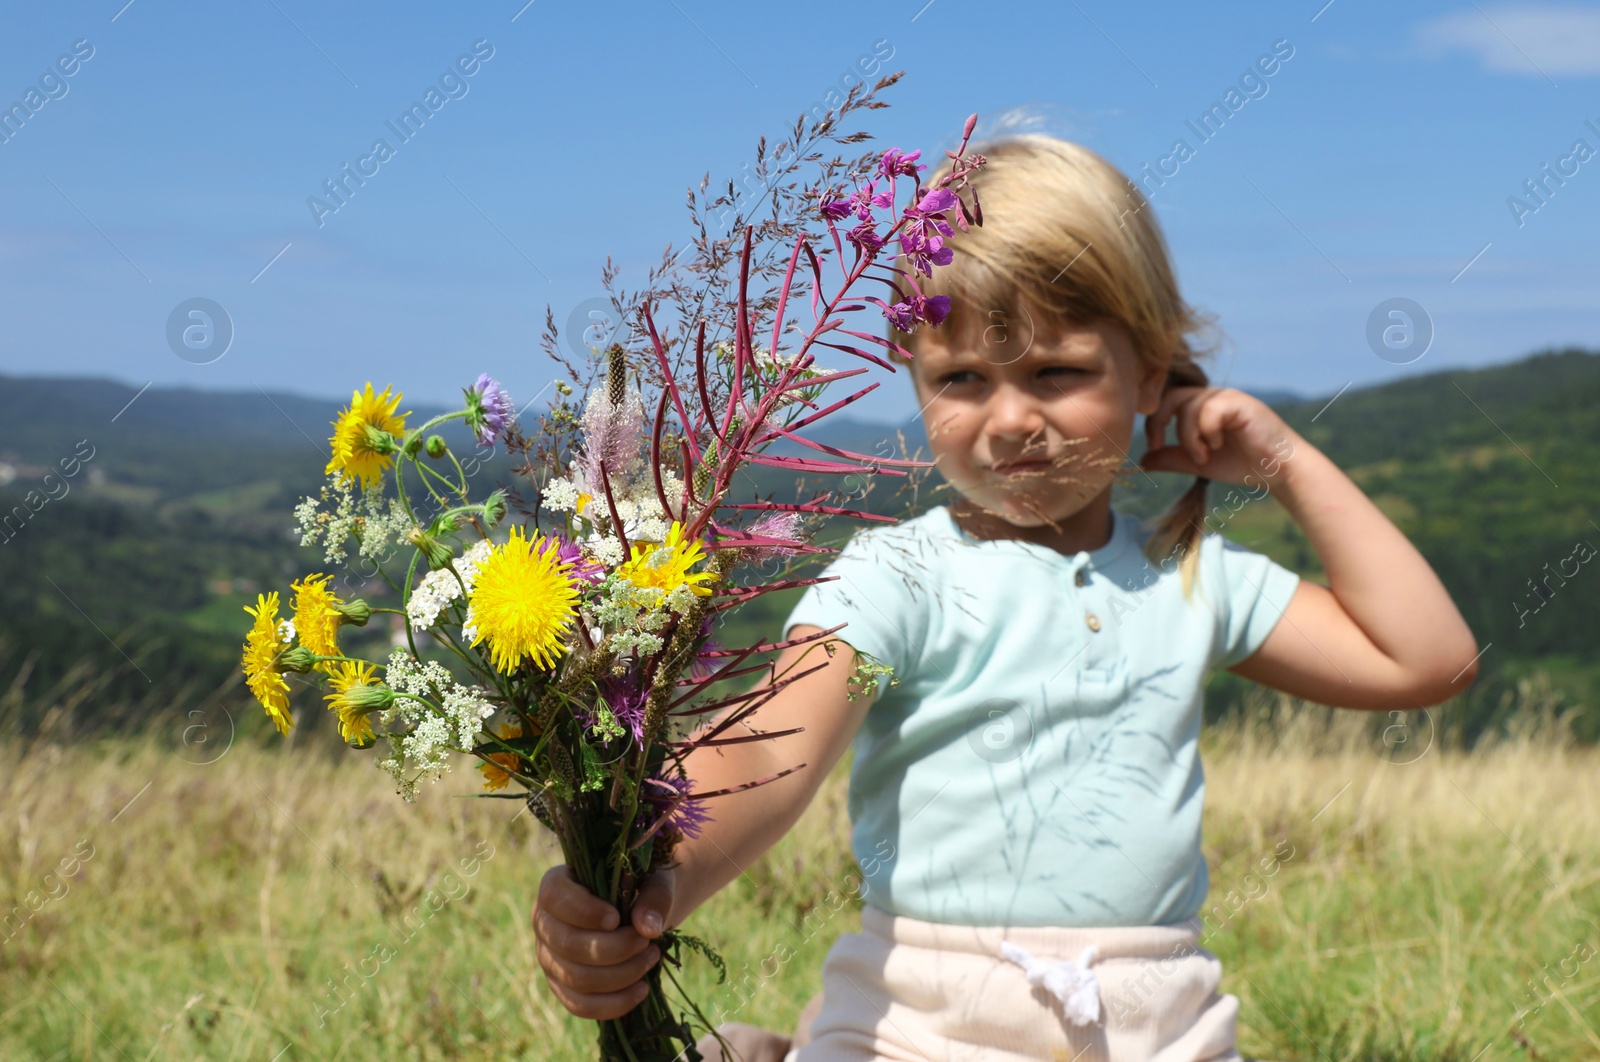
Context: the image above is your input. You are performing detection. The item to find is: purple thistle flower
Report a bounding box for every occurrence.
[688,636,724,683]
[589,670,647,744]
[553,534,606,587]
[878,148,924,179]
[464,373,516,447]
[644,772,712,841]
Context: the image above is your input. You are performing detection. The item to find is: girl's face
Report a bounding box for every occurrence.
[908,314,1166,533]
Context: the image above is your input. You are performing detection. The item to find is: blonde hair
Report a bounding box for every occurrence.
[888,133,1220,594]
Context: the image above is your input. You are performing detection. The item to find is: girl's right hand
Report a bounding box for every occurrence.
[532,863,676,1020]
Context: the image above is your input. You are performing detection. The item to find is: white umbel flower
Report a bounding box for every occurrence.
[375,648,500,802]
[406,539,492,630]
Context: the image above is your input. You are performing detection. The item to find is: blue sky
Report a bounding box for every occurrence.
[2,0,1598,423]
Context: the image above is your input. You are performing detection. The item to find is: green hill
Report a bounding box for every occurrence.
[0,350,1594,742]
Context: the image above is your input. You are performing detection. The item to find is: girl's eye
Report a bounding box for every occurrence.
[935,366,1087,386]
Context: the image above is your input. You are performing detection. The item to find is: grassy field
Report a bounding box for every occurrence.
[2,676,1597,1061]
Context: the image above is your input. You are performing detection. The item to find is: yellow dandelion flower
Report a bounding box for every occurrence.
[241,591,293,735]
[325,382,409,490]
[616,521,717,598]
[468,525,580,674]
[291,572,342,664]
[322,659,381,744]
[479,718,525,791]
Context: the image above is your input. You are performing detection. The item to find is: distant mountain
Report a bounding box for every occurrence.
[2,348,1596,741]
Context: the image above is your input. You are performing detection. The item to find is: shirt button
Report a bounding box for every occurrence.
[1074,570,1086,587]
[1085,612,1101,632]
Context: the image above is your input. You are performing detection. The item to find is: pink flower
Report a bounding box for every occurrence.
[820,197,853,221]
[848,182,892,221]
[884,293,951,331]
[878,148,924,179]
[899,190,959,276]
[847,220,884,256]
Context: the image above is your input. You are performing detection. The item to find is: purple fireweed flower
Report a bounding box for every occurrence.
[464,373,516,447]
[901,211,956,254]
[878,147,924,179]
[920,294,952,326]
[846,220,884,256]
[844,182,893,221]
[884,293,951,331]
[914,187,959,214]
[897,187,962,277]
[644,773,712,841]
[820,197,853,221]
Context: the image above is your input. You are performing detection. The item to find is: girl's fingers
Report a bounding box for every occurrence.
[544,972,651,1022]
[536,864,620,932]
[534,904,653,966]
[538,939,662,995]
[1170,390,1211,464]
[1145,385,1206,453]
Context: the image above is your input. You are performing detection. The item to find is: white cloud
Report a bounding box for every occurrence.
[1416,3,1600,77]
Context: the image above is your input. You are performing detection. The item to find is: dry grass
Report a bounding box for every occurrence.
[2,676,1596,1060]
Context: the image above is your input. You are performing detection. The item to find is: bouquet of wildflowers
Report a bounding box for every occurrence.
[238,81,985,1061]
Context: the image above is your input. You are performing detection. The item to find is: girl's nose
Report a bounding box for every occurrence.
[986,383,1046,442]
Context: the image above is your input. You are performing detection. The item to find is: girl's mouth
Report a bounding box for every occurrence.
[992,458,1054,475]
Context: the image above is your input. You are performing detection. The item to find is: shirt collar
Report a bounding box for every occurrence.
[938,505,1134,573]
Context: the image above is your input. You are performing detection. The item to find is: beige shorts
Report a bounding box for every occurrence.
[787,904,1245,1062]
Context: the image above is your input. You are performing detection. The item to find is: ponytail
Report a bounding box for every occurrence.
[1141,356,1211,600]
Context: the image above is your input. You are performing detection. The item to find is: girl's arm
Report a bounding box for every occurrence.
[532,626,872,1020]
[1140,388,1481,710]
[664,625,874,923]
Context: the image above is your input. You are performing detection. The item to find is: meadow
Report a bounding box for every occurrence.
[3,670,1597,1061]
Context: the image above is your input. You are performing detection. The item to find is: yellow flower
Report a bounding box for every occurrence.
[478,718,525,791]
[616,521,717,599]
[322,659,382,744]
[291,572,342,665]
[241,591,293,735]
[576,492,594,515]
[468,525,580,674]
[325,383,409,490]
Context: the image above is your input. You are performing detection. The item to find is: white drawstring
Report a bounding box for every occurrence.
[998,940,1101,1026]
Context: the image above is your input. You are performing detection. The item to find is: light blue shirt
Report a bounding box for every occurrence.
[782,504,1302,928]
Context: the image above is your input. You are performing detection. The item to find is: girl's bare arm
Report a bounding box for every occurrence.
[532,624,875,1020]
[1139,386,1480,710]
[1225,428,1480,708]
[664,625,875,924]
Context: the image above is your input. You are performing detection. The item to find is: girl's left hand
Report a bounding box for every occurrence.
[1138,386,1298,485]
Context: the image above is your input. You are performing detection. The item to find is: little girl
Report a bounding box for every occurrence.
[533,134,1481,1061]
